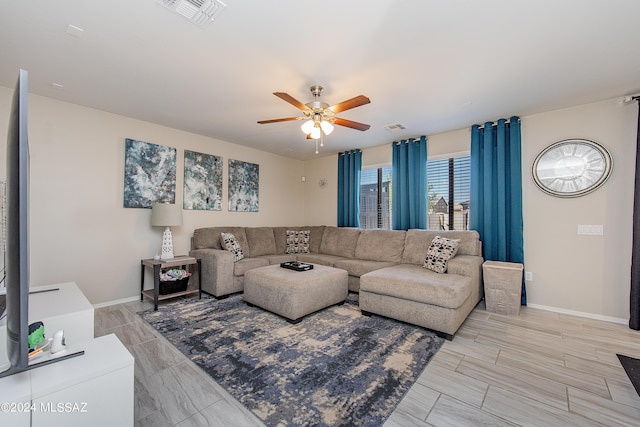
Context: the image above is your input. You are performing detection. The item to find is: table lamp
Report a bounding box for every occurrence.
[150,203,183,260]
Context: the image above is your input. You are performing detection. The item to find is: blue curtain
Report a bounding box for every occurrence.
[392,136,427,230]
[470,117,525,304]
[337,150,362,227]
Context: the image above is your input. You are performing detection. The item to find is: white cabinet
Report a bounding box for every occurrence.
[31,334,134,427]
[0,282,94,368]
[0,370,31,426]
[0,282,134,427]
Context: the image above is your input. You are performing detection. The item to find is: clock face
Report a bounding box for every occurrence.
[532,139,612,197]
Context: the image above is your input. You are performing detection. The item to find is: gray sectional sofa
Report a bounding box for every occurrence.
[189,225,484,339]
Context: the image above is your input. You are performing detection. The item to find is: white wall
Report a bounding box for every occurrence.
[0,87,305,305]
[522,99,636,321]
[303,154,337,226]
[303,98,638,321]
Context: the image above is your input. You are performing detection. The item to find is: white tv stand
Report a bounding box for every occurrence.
[0,282,134,426]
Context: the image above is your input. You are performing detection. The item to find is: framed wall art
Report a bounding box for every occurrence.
[183,150,223,210]
[123,138,176,208]
[228,159,259,212]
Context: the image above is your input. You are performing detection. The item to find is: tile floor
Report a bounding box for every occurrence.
[94,296,640,426]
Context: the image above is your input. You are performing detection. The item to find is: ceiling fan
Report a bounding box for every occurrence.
[257,85,371,143]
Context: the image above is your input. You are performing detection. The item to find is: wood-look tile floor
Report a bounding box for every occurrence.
[95,297,640,426]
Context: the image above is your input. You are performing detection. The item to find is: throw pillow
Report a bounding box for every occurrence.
[285,230,310,254]
[424,236,461,274]
[220,232,244,262]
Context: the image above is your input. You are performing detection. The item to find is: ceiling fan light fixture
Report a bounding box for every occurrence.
[259,85,371,153]
[320,120,334,135]
[301,119,315,135]
[310,127,322,140]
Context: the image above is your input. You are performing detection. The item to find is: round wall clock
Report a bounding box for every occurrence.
[532,139,612,198]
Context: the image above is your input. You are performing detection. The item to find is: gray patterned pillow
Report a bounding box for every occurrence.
[285,230,310,254]
[220,232,244,262]
[424,236,461,274]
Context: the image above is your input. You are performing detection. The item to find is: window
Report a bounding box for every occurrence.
[427,156,470,230]
[359,156,469,230]
[359,166,392,229]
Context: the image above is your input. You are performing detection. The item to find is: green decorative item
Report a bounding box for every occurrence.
[28,321,45,351]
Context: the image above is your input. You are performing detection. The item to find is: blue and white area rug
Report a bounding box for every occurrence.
[141,293,444,427]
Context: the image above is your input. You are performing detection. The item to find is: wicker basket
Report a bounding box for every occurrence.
[159,277,189,295]
[483,261,523,315]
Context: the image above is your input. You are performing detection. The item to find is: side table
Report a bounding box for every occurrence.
[141,255,202,310]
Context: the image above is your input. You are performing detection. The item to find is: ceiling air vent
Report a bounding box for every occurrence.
[384,123,406,132]
[157,0,227,29]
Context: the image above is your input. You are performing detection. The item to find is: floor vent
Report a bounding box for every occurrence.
[157,0,227,29]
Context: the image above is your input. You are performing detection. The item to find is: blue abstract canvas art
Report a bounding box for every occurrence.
[123,138,176,208]
[228,159,259,212]
[183,150,223,210]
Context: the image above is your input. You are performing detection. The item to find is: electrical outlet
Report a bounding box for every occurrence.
[525,271,533,281]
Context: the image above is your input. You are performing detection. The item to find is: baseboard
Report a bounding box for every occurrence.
[93,295,141,309]
[526,303,627,325]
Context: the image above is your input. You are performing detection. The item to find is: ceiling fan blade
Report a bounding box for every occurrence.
[257,117,301,124]
[333,117,371,131]
[329,95,371,114]
[273,92,310,111]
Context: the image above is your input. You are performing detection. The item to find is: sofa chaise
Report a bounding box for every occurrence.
[189,225,484,339]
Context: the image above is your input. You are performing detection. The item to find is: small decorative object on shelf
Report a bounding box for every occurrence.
[280,261,314,272]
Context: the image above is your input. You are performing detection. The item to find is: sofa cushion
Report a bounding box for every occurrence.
[261,254,298,265]
[245,227,277,257]
[285,230,310,254]
[424,236,460,273]
[402,229,480,265]
[273,227,289,254]
[193,227,248,250]
[360,264,471,309]
[333,259,397,278]
[296,253,347,267]
[354,229,406,263]
[306,226,327,253]
[319,226,360,258]
[233,257,269,276]
[221,232,245,262]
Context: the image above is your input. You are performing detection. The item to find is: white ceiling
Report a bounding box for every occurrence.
[1,0,639,161]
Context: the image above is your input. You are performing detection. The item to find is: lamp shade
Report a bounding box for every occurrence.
[150,203,183,227]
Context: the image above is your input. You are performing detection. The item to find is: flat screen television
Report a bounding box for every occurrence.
[0,69,30,377]
[0,70,83,378]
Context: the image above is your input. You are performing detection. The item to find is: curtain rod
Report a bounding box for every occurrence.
[475,117,521,129]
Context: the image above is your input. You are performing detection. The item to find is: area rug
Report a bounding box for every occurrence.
[140,293,444,427]
[618,353,640,396]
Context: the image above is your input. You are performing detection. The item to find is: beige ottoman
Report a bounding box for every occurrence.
[244,264,348,323]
